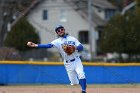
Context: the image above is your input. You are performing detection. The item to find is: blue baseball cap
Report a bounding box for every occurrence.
[55,25,64,32]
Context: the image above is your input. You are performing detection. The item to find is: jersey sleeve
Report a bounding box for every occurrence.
[37,43,53,48]
[73,37,81,46]
[73,37,84,52]
[50,39,59,48]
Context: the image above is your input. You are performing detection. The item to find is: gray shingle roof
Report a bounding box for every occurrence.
[92,0,117,9]
[25,0,116,28]
[82,9,107,27]
[65,0,116,27]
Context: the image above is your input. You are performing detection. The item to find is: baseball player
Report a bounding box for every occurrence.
[27,25,87,93]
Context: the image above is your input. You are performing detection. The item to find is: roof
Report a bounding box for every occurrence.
[82,9,107,27]
[14,0,116,28]
[121,1,136,15]
[65,0,117,27]
[92,0,117,9]
[11,0,41,27]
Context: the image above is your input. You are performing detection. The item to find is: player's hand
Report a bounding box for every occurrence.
[27,41,38,47]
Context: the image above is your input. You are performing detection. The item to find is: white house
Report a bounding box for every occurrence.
[27,0,117,55]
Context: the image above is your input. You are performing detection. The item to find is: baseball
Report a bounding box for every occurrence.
[27,41,32,46]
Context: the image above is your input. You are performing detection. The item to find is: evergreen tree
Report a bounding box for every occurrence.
[99,8,140,62]
[4,17,40,51]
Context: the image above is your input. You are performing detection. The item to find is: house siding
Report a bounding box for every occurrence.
[27,0,91,49]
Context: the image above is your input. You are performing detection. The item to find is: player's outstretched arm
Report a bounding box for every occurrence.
[27,41,38,47]
[27,41,54,48]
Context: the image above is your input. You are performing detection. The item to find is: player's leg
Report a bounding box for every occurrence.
[67,69,79,85]
[64,63,79,85]
[75,58,87,92]
[64,65,79,93]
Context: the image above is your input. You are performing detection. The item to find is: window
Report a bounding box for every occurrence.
[79,31,89,44]
[60,9,67,22]
[105,9,115,20]
[42,9,48,20]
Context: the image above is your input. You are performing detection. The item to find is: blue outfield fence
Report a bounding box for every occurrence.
[0,61,140,85]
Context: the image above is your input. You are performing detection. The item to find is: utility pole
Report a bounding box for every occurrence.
[88,0,96,61]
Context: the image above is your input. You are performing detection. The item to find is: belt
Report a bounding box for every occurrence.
[66,58,75,63]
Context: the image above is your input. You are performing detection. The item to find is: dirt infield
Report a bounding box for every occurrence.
[0,84,140,93]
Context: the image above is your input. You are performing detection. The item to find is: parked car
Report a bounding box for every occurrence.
[104,52,128,62]
[80,49,91,62]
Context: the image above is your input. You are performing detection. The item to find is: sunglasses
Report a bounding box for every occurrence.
[56,28,64,32]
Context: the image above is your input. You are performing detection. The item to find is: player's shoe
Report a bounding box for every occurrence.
[81,91,86,93]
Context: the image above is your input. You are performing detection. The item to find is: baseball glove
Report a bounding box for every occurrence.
[62,44,76,55]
